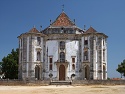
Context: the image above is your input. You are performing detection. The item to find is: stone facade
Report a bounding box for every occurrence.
[18,11,108,81]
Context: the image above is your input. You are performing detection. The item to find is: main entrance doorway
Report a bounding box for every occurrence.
[103,65,106,80]
[85,65,89,80]
[35,65,40,80]
[59,64,65,80]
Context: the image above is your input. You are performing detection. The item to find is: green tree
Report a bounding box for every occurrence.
[0,62,2,74]
[116,59,125,78]
[1,48,19,79]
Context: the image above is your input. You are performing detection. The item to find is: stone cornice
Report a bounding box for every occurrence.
[18,32,46,38]
[82,32,108,38]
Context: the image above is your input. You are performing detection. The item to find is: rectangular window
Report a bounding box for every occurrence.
[84,37,88,45]
[49,57,53,70]
[84,40,88,45]
[72,57,76,70]
[37,37,41,45]
[72,64,75,70]
[50,58,52,63]
[60,41,65,50]
[72,58,75,63]
[49,64,52,70]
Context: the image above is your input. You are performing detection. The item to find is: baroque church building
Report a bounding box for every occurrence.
[18,11,108,81]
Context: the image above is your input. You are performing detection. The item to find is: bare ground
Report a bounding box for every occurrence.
[0,85,125,94]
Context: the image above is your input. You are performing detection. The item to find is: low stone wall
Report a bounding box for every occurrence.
[0,79,125,86]
[0,79,50,86]
[72,80,125,85]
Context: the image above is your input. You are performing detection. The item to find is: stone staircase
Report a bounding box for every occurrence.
[50,80,72,85]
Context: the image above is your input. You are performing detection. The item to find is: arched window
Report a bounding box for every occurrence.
[103,49,105,61]
[84,51,88,60]
[72,64,75,70]
[20,52,22,61]
[37,52,41,61]
[60,41,65,50]
[37,37,41,46]
[60,52,65,62]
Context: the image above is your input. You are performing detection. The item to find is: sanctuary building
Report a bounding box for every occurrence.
[18,11,108,81]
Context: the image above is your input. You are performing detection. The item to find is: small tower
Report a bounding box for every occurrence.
[81,27,108,80]
[18,27,45,80]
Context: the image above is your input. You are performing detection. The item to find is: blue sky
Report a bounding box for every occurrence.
[0,0,125,78]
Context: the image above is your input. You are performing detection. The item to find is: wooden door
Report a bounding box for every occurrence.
[35,66,40,80]
[59,65,65,80]
[85,65,89,80]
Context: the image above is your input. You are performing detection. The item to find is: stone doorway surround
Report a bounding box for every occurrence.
[35,65,40,80]
[55,60,69,81]
[34,62,42,80]
[81,62,90,80]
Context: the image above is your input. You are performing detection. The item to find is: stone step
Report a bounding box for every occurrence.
[50,80,72,85]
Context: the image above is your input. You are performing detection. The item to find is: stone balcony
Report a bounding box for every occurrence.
[82,60,89,63]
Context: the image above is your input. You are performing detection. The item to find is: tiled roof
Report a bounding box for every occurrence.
[29,27,39,33]
[85,26,97,33]
[51,12,75,27]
